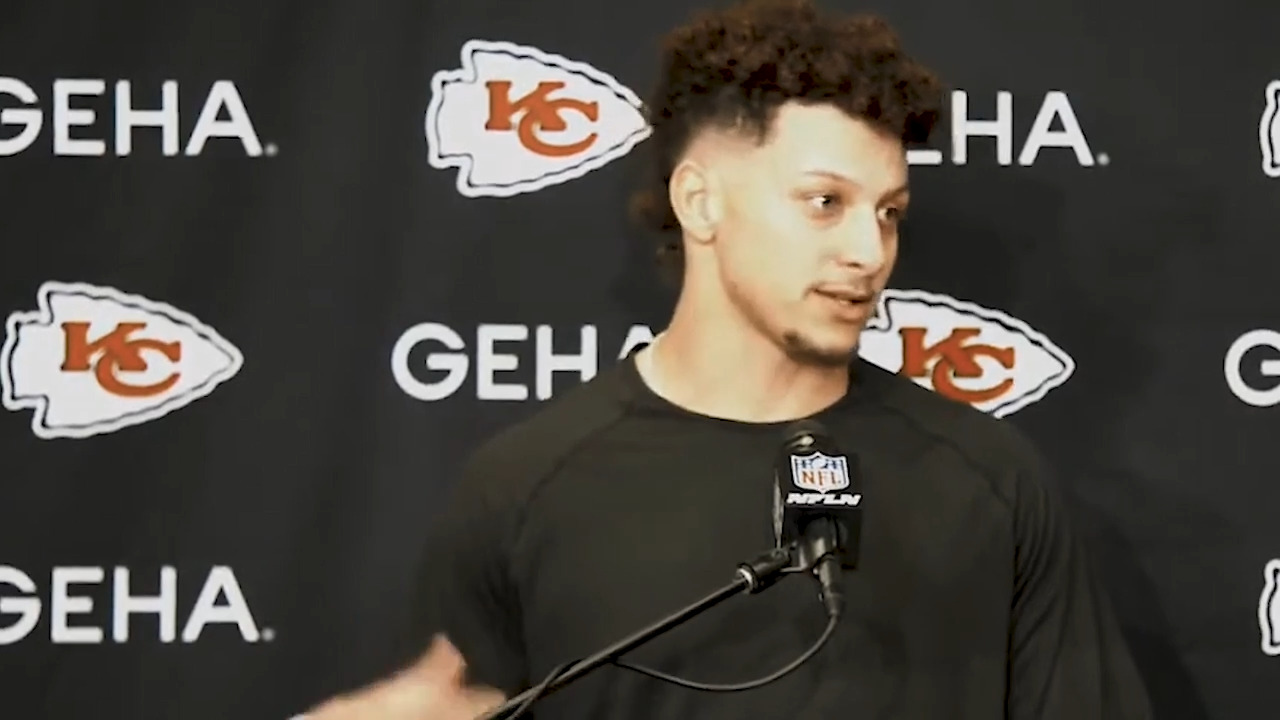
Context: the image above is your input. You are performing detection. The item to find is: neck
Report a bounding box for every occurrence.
[641,286,851,424]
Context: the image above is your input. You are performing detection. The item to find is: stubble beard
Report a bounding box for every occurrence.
[725,280,864,369]
[780,328,860,368]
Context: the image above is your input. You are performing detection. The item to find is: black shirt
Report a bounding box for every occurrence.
[409,355,1152,719]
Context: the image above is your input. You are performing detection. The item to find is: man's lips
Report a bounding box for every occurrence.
[814,287,874,304]
[813,287,875,323]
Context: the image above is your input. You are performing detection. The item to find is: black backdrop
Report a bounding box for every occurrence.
[2,1,1279,718]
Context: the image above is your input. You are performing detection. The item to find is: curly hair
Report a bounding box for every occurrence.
[630,0,945,280]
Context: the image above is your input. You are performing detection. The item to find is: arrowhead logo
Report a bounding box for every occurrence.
[425,39,651,198]
[1261,559,1280,656]
[858,289,1075,417]
[1262,80,1280,178]
[1,281,243,439]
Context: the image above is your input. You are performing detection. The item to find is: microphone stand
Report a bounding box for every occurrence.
[481,546,804,720]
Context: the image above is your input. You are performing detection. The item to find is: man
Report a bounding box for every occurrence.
[311,0,1152,718]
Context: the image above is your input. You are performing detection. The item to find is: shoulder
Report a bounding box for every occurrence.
[854,358,1050,501]
[455,360,636,509]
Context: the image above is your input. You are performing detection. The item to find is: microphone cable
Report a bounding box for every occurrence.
[503,600,841,719]
[502,658,578,719]
[610,610,838,690]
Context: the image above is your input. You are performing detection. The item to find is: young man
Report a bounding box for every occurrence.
[311,0,1152,718]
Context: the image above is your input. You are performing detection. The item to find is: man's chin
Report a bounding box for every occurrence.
[780,329,860,368]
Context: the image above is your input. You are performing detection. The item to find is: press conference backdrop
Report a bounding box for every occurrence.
[1,0,1277,717]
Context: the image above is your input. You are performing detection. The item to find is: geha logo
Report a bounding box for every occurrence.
[857,289,1074,417]
[907,90,1106,167]
[1224,329,1280,407]
[1,281,243,439]
[0,78,274,157]
[425,40,651,197]
[0,565,267,645]
[391,290,1074,415]
[392,323,655,401]
[1261,80,1280,178]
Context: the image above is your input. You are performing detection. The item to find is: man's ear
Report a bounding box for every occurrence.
[668,159,722,245]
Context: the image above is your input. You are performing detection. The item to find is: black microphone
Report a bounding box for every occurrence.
[772,420,863,618]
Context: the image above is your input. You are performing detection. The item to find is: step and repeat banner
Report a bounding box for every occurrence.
[1,0,1278,718]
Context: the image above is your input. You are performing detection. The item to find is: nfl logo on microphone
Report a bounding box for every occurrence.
[790,453,851,493]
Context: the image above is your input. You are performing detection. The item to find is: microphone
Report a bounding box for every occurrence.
[772,420,863,618]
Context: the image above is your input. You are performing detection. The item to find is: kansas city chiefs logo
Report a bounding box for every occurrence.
[1,281,243,439]
[1262,80,1280,178]
[1261,559,1280,656]
[858,289,1075,417]
[425,39,651,198]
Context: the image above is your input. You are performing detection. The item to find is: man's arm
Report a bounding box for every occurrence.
[304,454,525,720]
[405,453,532,699]
[1006,443,1153,720]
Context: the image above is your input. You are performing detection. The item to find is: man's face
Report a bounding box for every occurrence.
[710,101,909,366]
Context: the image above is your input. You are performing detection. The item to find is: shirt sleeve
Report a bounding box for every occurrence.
[1006,443,1153,720]
[404,451,532,700]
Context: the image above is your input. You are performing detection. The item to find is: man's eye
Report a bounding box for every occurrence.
[879,206,906,223]
[808,194,841,211]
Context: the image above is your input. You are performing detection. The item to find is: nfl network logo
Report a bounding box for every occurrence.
[790,452,850,493]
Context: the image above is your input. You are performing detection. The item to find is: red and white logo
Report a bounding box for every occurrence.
[1,281,243,439]
[858,289,1074,417]
[425,40,651,198]
[789,452,851,493]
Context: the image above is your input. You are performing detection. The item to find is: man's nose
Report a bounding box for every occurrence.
[833,207,886,272]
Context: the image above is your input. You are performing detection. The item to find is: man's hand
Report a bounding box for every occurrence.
[306,635,507,720]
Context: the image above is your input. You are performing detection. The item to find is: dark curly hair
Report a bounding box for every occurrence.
[630,0,945,280]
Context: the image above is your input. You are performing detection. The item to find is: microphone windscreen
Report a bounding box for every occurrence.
[782,419,830,453]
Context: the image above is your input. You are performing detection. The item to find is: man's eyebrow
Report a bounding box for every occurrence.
[801,170,910,200]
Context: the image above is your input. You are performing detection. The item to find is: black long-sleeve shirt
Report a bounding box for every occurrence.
[409,354,1152,719]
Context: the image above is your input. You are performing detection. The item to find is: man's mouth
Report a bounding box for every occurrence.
[815,288,873,306]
